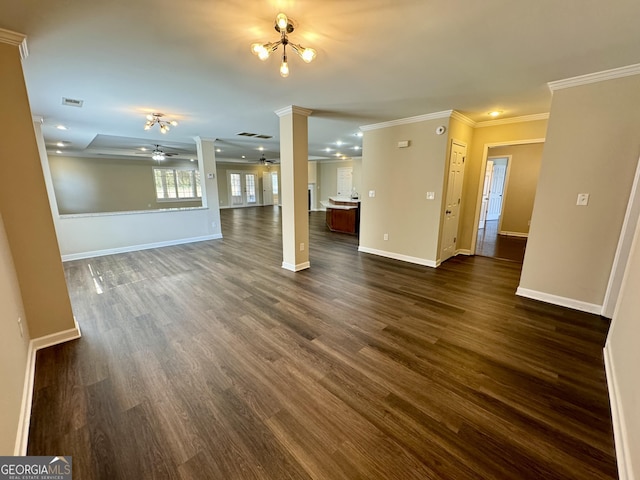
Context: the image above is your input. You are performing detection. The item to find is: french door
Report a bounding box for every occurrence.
[228,172,258,206]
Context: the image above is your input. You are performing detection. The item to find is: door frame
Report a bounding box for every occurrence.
[470,139,545,255]
[602,154,640,318]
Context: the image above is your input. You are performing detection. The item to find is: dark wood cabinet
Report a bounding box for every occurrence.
[324,197,360,235]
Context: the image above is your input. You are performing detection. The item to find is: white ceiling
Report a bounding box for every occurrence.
[2,0,640,163]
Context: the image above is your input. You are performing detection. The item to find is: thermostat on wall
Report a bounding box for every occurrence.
[435,126,446,135]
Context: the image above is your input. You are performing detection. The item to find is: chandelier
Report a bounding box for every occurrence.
[144,113,178,134]
[251,13,316,78]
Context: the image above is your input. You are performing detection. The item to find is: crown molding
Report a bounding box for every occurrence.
[548,63,640,91]
[475,113,550,128]
[0,28,28,59]
[361,110,454,132]
[275,105,313,117]
[450,111,476,127]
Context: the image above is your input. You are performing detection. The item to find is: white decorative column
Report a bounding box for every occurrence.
[275,105,312,271]
[194,137,222,238]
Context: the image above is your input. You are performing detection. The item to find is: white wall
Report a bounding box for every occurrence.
[605,214,640,480]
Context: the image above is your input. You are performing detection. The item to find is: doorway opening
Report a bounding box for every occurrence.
[473,141,545,263]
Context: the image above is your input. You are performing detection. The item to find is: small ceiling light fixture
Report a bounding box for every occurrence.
[488,111,503,117]
[56,125,67,130]
[251,12,317,78]
[144,113,178,134]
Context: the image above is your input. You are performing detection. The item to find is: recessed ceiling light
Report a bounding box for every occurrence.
[242,155,246,159]
[56,142,65,147]
[355,132,363,137]
[216,148,221,152]
[55,150,62,154]
[336,140,343,146]
[354,146,361,151]
[325,148,331,153]
[56,125,67,130]
[489,111,502,117]
[190,158,195,162]
[258,147,264,151]
[140,147,147,151]
[335,152,341,157]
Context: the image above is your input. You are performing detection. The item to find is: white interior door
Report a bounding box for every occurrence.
[479,160,494,228]
[337,167,353,197]
[487,162,507,221]
[441,141,466,262]
[262,172,274,205]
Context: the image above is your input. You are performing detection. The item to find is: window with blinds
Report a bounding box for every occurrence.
[154,167,201,200]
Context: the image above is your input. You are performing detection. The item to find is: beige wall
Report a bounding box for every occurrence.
[489,143,544,235]
[458,119,549,251]
[216,162,280,207]
[606,214,640,478]
[520,75,640,306]
[49,155,202,214]
[360,117,449,263]
[317,159,362,204]
[0,214,30,455]
[0,42,75,339]
[0,38,75,453]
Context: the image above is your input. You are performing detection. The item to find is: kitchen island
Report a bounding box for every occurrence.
[321,197,360,235]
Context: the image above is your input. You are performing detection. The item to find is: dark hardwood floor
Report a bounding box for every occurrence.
[28,206,617,479]
[476,219,528,262]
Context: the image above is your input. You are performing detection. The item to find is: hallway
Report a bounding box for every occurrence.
[476,220,528,262]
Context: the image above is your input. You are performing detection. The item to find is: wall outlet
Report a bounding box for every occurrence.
[426,192,435,200]
[369,190,376,198]
[383,233,389,241]
[300,243,305,251]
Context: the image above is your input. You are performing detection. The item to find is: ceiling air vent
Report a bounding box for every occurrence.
[255,134,273,139]
[61,97,84,107]
[237,132,257,137]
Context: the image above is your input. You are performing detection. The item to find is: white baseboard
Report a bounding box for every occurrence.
[61,234,223,262]
[516,287,602,314]
[358,246,438,268]
[456,249,472,256]
[15,318,82,456]
[604,343,634,480]
[282,261,311,272]
[499,231,529,238]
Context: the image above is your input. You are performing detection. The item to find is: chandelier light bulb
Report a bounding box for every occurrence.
[280,59,289,77]
[144,124,151,130]
[146,114,154,121]
[300,47,316,63]
[170,121,178,126]
[276,13,289,31]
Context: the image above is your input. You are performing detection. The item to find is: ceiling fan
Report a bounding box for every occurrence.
[135,144,179,161]
[258,154,279,165]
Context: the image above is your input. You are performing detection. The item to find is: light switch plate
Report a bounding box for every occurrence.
[426,192,435,200]
[369,190,376,198]
[576,193,590,206]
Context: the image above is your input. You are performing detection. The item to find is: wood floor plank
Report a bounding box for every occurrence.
[27,206,617,479]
